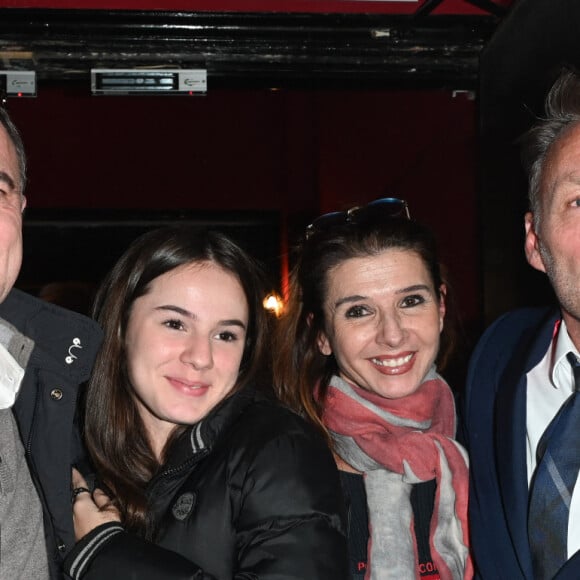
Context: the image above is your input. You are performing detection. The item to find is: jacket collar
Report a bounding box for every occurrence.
[161,387,257,472]
[495,308,559,578]
[0,288,102,382]
[0,317,34,368]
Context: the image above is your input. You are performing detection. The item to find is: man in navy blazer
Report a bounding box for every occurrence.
[464,68,580,579]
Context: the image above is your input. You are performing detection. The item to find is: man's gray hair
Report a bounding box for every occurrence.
[521,68,580,226]
[0,107,26,194]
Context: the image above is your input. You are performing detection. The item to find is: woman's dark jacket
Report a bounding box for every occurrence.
[65,388,349,580]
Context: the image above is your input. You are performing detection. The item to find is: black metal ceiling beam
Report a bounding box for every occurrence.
[414,0,446,18]
[465,0,508,17]
[0,9,498,89]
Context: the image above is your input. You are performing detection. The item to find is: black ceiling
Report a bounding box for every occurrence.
[0,9,501,89]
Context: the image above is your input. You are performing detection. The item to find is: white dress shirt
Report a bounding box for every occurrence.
[526,318,580,558]
[0,342,24,409]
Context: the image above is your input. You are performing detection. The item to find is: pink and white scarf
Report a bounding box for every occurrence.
[322,368,472,580]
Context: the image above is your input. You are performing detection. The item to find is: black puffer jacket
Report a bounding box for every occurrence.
[0,288,103,578]
[65,388,349,580]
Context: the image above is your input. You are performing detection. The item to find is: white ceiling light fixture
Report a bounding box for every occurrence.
[0,70,36,98]
[90,69,207,96]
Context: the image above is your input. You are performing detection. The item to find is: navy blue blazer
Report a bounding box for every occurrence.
[463,306,580,579]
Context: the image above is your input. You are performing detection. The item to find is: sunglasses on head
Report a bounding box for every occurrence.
[305,197,411,240]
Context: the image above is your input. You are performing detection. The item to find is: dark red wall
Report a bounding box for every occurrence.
[6,85,480,340]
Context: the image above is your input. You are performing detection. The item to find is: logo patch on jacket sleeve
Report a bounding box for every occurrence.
[172,492,196,521]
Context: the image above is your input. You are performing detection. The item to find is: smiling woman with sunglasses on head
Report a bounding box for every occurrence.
[274,198,472,580]
[63,226,348,580]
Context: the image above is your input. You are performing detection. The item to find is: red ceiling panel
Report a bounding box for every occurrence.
[0,0,513,15]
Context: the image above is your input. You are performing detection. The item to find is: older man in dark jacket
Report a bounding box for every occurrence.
[0,107,102,579]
